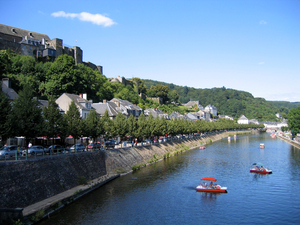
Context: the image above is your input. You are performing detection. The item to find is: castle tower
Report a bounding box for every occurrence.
[52,38,63,57]
[73,46,83,65]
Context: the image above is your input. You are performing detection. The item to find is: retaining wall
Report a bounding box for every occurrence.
[0,151,106,208]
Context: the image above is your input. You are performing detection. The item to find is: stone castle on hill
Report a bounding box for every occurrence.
[0,23,102,73]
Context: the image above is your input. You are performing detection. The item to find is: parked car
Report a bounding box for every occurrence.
[104,141,115,149]
[23,145,46,156]
[46,145,65,154]
[87,143,101,150]
[69,144,85,152]
[0,145,20,158]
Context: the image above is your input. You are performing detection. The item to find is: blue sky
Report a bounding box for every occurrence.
[1,0,299,102]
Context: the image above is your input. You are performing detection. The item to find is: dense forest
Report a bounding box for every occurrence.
[269,101,300,110]
[142,79,281,121]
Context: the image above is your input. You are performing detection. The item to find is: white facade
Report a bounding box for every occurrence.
[56,93,93,119]
[205,105,218,117]
[237,115,249,124]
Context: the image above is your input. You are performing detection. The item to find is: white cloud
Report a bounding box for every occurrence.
[259,20,267,25]
[51,11,116,27]
[258,62,265,65]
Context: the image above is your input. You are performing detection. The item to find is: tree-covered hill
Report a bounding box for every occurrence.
[142,79,279,121]
[268,101,300,110]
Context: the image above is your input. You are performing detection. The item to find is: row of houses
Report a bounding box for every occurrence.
[237,114,288,129]
[55,94,220,121]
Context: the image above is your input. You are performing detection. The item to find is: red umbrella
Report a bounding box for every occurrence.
[201,177,217,182]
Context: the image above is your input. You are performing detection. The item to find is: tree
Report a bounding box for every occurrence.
[136,113,150,140]
[147,84,170,103]
[43,95,65,144]
[85,109,102,143]
[0,88,12,143]
[101,110,115,140]
[287,107,300,138]
[114,85,139,104]
[127,114,137,140]
[131,77,148,94]
[114,112,128,144]
[64,101,82,145]
[168,90,179,103]
[0,50,12,79]
[8,85,44,149]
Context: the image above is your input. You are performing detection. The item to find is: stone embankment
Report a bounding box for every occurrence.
[0,130,256,224]
[277,134,300,149]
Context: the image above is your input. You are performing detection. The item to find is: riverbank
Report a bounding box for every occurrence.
[3,130,257,225]
[277,134,300,149]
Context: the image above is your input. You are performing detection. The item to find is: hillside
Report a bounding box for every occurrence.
[268,101,300,110]
[142,79,279,121]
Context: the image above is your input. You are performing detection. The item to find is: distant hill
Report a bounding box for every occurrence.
[142,79,279,121]
[268,101,300,110]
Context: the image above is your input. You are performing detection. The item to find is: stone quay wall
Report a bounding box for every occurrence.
[0,151,106,209]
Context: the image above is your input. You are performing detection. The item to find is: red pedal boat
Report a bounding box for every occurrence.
[196,177,227,193]
[250,162,272,174]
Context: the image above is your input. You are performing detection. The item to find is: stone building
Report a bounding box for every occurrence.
[0,23,102,72]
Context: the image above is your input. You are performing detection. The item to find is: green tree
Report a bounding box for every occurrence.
[287,107,300,138]
[147,84,170,103]
[43,95,65,143]
[137,113,150,140]
[8,85,44,149]
[101,110,115,140]
[0,50,12,79]
[85,109,101,143]
[127,114,137,140]
[0,88,12,143]
[114,112,128,145]
[64,101,82,145]
[114,85,139,104]
[131,77,148,94]
[168,90,179,103]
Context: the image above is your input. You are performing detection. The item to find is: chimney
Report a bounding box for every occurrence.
[79,93,87,100]
[2,78,11,88]
[103,99,106,103]
[116,101,120,107]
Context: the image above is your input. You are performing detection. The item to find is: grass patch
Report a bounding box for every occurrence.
[115,167,127,174]
[132,163,146,171]
[31,209,44,223]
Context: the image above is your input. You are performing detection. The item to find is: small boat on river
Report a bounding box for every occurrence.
[250,162,272,174]
[199,145,205,150]
[196,177,227,193]
[260,143,265,149]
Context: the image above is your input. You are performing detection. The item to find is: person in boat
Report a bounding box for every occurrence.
[209,181,213,188]
[200,182,207,188]
[260,166,264,171]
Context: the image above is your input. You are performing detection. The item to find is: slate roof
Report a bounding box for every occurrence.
[111,98,142,111]
[238,115,248,120]
[64,93,92,110]
[1,80,18,100]
[0,23,50,41]
[144,108,169,119]
[92,101,119,117]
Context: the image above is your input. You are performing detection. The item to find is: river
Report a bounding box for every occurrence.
[38,133,300,225]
